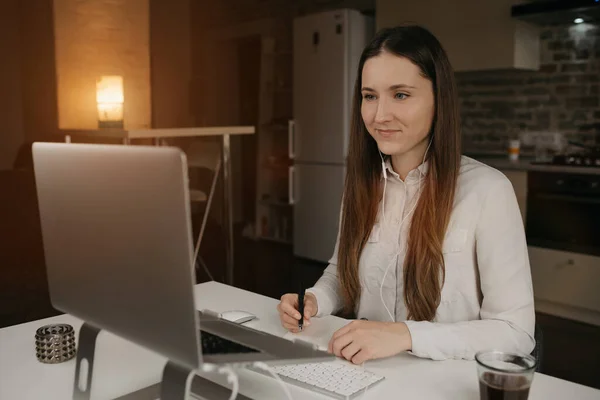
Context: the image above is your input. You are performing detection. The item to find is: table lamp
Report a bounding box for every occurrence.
[96,75,124,129]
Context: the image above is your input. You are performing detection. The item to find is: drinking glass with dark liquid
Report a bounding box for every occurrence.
[476,351,537,400]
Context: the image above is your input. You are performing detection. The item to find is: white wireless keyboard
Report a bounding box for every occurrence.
[250,361,385,399]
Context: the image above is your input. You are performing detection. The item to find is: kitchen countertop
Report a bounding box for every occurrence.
[467,155,600,176]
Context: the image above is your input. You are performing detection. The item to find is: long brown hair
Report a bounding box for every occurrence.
[338,25,461,321]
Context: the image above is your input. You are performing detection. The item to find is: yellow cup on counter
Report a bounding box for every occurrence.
[508,139,520,161]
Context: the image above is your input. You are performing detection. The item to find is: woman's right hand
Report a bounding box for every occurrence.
[277,292,318,333]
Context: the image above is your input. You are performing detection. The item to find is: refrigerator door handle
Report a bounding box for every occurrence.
[289,166,296,205]
[288,120,296,159]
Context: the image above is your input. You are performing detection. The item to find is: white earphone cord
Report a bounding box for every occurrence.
[252,362,294,400]
[378,150,388,219]
[358,139,432,400]
[200,364,239,400]
[378,138,432,322]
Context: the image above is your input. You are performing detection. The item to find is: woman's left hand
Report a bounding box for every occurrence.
[328,320,412,365]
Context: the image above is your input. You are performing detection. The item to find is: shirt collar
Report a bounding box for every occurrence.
[384,157,429,183]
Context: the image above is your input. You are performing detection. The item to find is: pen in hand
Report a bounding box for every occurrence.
[298,288,305,331]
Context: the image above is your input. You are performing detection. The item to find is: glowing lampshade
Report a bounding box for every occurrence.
[96,76,124,129]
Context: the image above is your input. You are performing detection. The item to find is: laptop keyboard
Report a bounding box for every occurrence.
[200,330,259,355]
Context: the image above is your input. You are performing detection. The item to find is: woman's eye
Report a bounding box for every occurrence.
[395,92,408,100]
[363,94,376,101]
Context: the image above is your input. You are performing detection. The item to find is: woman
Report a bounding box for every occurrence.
[277,25,535,364]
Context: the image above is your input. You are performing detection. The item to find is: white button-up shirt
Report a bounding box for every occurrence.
[307,156,536,360]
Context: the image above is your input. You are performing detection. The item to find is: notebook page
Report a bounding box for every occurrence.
[283,315,350,351]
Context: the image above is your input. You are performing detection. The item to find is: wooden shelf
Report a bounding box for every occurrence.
[259,236,292,245]
[261,164,291,171]
[255,36,294,244]
[262,88,292,95]
[60,126,255,140]
[261,157,292,169]
[261,123,288,131]
[262,51,292,56]
[189,189,207,202]
[260,200,292,207]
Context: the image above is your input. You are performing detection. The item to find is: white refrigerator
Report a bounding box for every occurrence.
[291,9,374,262]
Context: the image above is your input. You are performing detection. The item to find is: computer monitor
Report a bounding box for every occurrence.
[32,142,331,372]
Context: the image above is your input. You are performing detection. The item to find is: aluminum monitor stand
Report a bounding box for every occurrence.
[72,323,252,400]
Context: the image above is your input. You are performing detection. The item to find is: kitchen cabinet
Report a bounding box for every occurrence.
[376,0,540,72]
[502,169,528,222]
[528,246,600,327]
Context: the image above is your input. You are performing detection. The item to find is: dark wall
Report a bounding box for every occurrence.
[0,0,25,169]
[0,0,60,170]
[149,0,193,128]
[19,0,59,144]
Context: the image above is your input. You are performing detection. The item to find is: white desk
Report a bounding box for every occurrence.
[1,282,599,400]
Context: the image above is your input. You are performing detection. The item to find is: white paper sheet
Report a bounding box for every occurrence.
[283,315,351,351]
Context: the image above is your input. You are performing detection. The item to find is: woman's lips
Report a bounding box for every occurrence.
[377,129,400,138]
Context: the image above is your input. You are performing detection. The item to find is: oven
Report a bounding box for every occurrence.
[526,171,600,257]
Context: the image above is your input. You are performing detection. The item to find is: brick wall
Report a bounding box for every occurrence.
[458,23,600,153]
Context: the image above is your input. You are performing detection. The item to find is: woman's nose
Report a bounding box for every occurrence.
[374,100,392,123]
